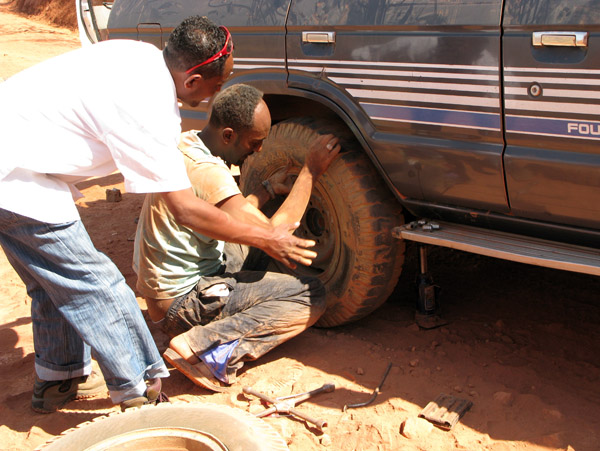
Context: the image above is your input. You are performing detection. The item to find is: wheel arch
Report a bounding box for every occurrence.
[229,70,402,207]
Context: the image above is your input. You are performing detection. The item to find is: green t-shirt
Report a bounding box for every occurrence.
[133,131,241,299]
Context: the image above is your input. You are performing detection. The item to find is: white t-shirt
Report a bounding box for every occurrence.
[0,40,191,223]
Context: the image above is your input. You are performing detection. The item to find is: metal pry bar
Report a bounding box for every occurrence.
[343,362,392,411]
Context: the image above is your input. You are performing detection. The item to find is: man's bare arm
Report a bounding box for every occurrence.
[245,163,292,209]
[270,134,340,227]
[217,194,271,227]
[160,188,316,268]
[218,134,340,229]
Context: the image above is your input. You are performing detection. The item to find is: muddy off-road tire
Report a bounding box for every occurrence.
[240,118,405,327]
[38,403,288,451]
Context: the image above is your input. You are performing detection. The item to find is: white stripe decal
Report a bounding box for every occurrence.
[234,58,285,63]
[332,77,499,93]
[507,113,600,123]
[506,66,600,75]
[504,87,529,96]
[508,129,600,140]
[505,87,600,100]
[234,58,600,78]
[348,88,499,108]
[234,64,285,70]
[362,103,500,131]
[505,75,600,86]
[289,65,498,81]
[232,60,600,121]
[543,89,600,99]
[287,58,498,72]
[506,99,600,115]
[368,115,500,131]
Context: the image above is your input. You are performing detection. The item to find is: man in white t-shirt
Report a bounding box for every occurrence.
[134,84,340,390]
[0,16,317,413]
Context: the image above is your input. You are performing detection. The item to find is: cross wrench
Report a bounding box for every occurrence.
[243,382,335,431]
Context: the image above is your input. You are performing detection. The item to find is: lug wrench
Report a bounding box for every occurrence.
[243,382,335,431]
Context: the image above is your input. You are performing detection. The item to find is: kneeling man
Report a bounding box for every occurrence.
[133,84,340,390]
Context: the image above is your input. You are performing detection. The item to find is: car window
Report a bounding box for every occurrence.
[504,0,600,26]
[288,0,502,26]
[109,0,289,29]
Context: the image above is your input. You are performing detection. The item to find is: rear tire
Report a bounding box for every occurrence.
[38,403,289,451]
[240,118,405,327]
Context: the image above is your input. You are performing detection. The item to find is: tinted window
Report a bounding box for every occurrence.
[504,0,600,26]
[288,0,502,27]
[109,0,289,28]
[201,0,289,26]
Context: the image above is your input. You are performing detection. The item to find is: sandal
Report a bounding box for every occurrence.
[163,348,227,393]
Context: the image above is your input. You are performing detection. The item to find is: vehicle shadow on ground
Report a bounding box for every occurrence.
[284,242,600,450]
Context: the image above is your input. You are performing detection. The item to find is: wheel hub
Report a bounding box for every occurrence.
[305,207,325,237]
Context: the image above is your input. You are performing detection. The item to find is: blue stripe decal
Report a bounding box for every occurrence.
[362,104,501,130]
[506,116,600,140]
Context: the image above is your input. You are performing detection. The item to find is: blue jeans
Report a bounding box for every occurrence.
[0,208,168,403]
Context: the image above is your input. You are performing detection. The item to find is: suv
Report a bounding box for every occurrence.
[78,0,600,327]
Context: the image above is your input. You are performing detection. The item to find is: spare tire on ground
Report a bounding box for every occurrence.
[38,403,289,451]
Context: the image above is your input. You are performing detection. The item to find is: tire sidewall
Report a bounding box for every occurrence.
[240,118,404,327]
[39,403,288,451]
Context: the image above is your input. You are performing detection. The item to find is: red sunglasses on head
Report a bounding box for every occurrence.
[185,26,233,74]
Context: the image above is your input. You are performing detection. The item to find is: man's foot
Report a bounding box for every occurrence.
[120,378,170,412]
[163,348,227,392]
[169,334,200,364]
[31,371,106,414]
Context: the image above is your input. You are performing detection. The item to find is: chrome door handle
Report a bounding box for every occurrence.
[532,31,588,47]
[302,31,335,44]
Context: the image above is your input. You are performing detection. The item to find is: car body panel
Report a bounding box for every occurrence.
[503,0,600,230]
[285,0,507,211]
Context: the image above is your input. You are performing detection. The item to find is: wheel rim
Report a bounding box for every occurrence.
[82,427,228,451]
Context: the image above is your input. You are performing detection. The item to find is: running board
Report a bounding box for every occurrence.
[392,220,600,277]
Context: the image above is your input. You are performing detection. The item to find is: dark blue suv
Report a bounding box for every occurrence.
[79,0,600,326]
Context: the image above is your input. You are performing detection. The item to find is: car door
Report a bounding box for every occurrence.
[503,0,600,230]
[285,0,508,212]
[77,0,113,45]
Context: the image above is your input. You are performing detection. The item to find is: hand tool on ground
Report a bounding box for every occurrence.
[419,393,473,430]
[243,382,335,431]
[343,362,392,411]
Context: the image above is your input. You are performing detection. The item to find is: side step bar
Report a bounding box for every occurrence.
[392,220,600,277]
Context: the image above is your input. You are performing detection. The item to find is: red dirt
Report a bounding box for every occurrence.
[11,0,76,29]
[1,5,599,450]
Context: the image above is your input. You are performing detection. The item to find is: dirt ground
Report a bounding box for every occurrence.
[1,4,600,451]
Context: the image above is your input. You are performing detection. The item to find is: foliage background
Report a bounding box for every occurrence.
[12,0,76,28]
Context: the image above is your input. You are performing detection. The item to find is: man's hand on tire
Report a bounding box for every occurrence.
[265,222,317,269]
[305,134,341,179]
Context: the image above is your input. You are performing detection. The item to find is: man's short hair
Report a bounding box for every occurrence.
[209,84,264,132]
[164,16,232,79]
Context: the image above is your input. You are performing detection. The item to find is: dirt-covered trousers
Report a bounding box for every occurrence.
[163,242,327,382]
